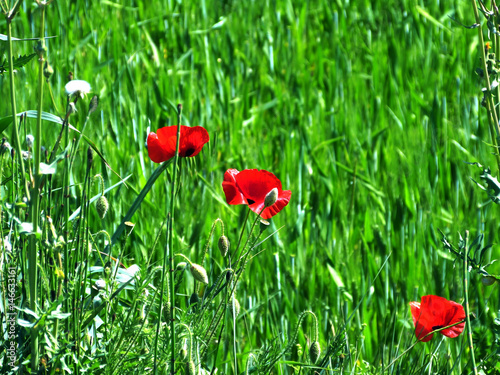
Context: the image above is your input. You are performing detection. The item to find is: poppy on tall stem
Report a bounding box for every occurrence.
[147,125,209,163]
[222,168,291,220]
[409,295,466,342]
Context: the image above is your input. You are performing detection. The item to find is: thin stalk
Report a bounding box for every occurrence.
[154,105,183,374]
[463,231,478,375]
[6,6,35,371]
[27,3,46,371]
[6,13,29,201]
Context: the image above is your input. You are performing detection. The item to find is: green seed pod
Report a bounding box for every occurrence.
[96,196,109,219]
[264,187,278,208]
[218,235,230,257]
[482,276,497,286]
[190,292,200,306]
[309,341,321,364]
[176,262,187,270]
[43,61,54,80]
[190,263,208,285]
[228,298,240,317]
[186,360,196,375]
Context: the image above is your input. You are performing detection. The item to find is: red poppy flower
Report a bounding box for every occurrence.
[147,125,209,163]
[222,169,291,219]
[409,295,465,342]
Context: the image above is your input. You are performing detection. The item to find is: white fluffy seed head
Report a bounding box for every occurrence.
[65,79,91,97]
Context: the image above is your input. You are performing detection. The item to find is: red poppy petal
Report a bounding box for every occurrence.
[179,126,210,157]
[438,299,465,338]
[410,301,433,342]
[222,169,247,205]
[235,169,283,203]
[147,132,174,163]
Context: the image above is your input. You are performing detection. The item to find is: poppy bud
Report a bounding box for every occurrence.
[482,276,497,286]
[190,292,200,306]
[96,196,109,219]
[176,262,187,270]
[43,61,54,80]
[190,263,208,285]
[218,235,229,257]
[309,341,320,364]
[88,95,99,115]
[264,187,278,208]
[87,147,93,170]
[186,361,195,375]
[228,298,240,317]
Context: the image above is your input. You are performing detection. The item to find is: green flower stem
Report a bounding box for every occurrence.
[6,4,36,371]
[6,7,29,201]
[463,231,478,375]
[28,2,47,370]
[154,105,183,375]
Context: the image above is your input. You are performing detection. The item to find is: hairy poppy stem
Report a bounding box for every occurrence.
[154,104,183,375]
[463,231,478,375]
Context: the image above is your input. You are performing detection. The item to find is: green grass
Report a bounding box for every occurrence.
[0,0,499,373]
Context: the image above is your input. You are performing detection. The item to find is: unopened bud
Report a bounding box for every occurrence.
[190,263,208,285]
[218,235,229,257]
[88,95,99,115]
[190,292,200,306]
[87,147,93,170]
[309,341,321,364]
[96,196,109,219]
[264,187,278,208]
[43,61,54,80]
[482,276,497,286]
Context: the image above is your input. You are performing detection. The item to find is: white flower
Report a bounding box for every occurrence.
[26,134,34,149]
[65,80,91,98]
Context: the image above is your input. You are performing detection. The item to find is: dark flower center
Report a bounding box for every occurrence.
[432,325,444,331]
[247,199,255,205]
[184,148,195,157]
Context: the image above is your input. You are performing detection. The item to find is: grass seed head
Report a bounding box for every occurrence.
[228,298,240,317]
[96,196,109,219]
[218,235,230,257]
[190,263,209,285]
[309,341,321,364]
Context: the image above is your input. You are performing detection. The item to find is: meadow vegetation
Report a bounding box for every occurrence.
[0,0,499,373]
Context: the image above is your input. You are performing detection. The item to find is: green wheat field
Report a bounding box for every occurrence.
[0,0,499,374]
